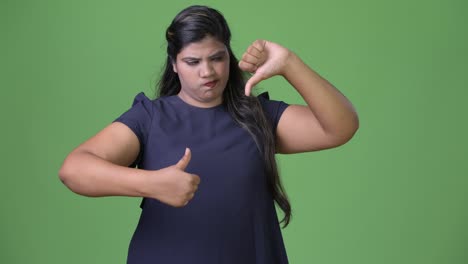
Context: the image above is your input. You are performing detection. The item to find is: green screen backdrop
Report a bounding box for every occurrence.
[1,0,467,263]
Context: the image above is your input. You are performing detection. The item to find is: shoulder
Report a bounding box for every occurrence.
[125,92,180,116]
[257,92,289,111]
[256,92,289,129]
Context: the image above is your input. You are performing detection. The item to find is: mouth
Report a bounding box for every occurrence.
[203,80,218,88]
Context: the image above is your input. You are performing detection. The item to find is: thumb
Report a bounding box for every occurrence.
[245,73,264,96]
[174,148,191,171]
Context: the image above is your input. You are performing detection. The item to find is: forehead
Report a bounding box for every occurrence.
[177,36,227,58]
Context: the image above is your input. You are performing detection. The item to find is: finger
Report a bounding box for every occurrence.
[185,192,195,201]
[247,45,263,59]
[238,60,257,73]
[184,192,195,206]
[191,174,201,185]
[174,147,191,170]
[241,52,260,66]
[245,73,264,96]
[252,39,267,52]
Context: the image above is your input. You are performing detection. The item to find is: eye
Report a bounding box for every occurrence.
[211,56,224,62]
[185,60,199,66]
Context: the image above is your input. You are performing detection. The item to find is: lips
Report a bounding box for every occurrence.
[204,80,218,88]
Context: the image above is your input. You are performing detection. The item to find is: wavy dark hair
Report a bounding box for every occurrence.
[157,5,291,227]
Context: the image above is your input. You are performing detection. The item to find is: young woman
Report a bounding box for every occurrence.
[59,5,359,263]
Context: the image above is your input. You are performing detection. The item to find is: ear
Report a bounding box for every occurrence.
[172,62,178,73]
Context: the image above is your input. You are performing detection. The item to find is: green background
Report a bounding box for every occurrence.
[2,0,467,263]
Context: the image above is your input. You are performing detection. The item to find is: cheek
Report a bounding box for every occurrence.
[178,67,196,81]
[219,62,230,76]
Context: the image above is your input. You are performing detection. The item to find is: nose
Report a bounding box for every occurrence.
[200,61,215,78]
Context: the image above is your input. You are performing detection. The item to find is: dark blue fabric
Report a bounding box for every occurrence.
[114,92,289,264]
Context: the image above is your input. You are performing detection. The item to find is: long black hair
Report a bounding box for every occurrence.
[157,5,291,227]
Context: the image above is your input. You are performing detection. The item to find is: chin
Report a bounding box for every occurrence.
[201,91,223,103]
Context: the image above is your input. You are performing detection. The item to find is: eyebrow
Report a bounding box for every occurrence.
[181,50,227,61]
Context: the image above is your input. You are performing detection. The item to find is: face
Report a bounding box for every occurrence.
[173,36,230,108]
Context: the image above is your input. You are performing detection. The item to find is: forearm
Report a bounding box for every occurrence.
[283,53,359,138]
[58,150,148,197]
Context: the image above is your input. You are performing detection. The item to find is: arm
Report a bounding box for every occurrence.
[58,122,145,197]
[58,122,200,207]
[239,40,359,153]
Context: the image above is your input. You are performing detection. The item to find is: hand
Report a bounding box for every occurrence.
[238,40,292,96]
[145,148,200,207]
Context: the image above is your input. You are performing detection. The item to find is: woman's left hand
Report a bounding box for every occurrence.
[239,40,292,96]
[239,39,359,154]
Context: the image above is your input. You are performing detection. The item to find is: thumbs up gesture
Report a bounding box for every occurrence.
[148,148,201,207]
[238,40,292,96]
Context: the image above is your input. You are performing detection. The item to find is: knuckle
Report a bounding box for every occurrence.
[190,177,198,185]
[175,199,188,207]
[254,39,263,47]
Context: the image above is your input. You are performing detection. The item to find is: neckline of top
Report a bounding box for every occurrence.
[170,95,225,111]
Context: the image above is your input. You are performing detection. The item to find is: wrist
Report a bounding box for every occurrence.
[135,168,169,201]
[133,168,153,197]
[282,51,301,77]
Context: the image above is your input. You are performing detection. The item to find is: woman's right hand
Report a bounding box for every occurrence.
[144,148,201,207]
[59,123,200,205]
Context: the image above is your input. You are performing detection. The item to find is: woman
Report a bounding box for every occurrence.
[59,5,358,263]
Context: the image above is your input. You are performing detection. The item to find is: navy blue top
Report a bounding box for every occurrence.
[114,92,289,264]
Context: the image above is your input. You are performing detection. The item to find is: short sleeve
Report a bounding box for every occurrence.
[257,92,289,132]
[113,92,154,151]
